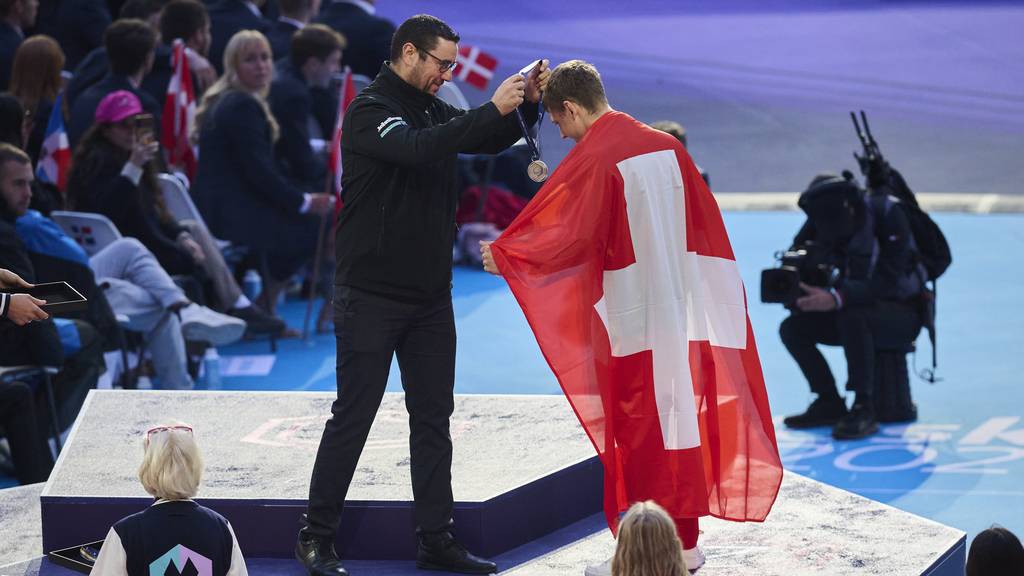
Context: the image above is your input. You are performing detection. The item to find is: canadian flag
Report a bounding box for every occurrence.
[491,111,782,531]
[329,66,358,216]
[36,91,71,192]
[455,45,498,90]
[162,39,197,178]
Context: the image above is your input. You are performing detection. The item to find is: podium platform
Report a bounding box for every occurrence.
[0,389,966,575]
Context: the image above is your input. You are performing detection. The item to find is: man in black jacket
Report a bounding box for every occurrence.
[266,0,318,61]
[315,0,392,79]
[779,174,924,440]
[67,18,162,148]
[269,23,342,190]
[296,14,550,576]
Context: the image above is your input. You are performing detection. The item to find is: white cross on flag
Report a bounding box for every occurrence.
[455,45,497,90]
[490,112,782,532]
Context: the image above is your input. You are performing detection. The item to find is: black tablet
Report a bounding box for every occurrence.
[2,281,88,315]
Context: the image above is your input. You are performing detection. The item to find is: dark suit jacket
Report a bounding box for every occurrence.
[0,22,22,92]
[68,44,195,111]
[191,90,306,251]
[269,60,326,190]
[266,18,299,62]
[208,0,270,74]
[316,1,394,79]
[67,74,162,149]
[42,0,112,70]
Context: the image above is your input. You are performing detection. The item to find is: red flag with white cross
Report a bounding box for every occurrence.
[490,111,782,531]
[455,45,497,90]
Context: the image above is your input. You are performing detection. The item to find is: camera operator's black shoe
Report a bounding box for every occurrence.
[295,530,349,576]
[877,403,918,424]
[783,396,848,429]
[417,531,497,574]
[832,404,880,440]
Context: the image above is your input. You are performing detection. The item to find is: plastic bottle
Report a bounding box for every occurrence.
[242,269,262,301]
[202,347,221,389]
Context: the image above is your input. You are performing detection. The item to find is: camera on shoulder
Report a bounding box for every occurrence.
[760,242,838,305]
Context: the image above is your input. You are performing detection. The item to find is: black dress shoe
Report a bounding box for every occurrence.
[783,396,848,429]
[877,403,918,424]
[417,532,497,574]
[295,531,349,576]
[230,304,286,336]
[832,404,880,440]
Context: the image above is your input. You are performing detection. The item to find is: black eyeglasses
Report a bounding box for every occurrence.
[412,43,457,73]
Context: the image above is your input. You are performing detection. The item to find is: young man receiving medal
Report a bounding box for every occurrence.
[296,13,551,576]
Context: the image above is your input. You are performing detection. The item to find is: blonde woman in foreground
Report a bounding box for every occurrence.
[611,501,692,576]
[90,424,247,575]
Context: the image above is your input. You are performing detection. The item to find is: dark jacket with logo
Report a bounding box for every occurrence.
[336,63,536,300]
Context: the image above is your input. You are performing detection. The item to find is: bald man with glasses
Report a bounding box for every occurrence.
[295,13,550,576]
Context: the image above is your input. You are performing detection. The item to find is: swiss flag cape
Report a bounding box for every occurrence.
[329,66,357,216]
[162,39,197,178]
[490,111,782,532]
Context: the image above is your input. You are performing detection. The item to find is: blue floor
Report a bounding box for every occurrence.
[182,210,1024,546]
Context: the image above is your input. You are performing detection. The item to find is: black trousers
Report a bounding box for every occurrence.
[779,300,920,401]
[0,381,54,484]
[303,285,456,538]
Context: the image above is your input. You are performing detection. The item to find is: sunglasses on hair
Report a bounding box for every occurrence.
[146,425,193,439]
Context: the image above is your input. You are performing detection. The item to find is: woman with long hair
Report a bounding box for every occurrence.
[609,501,691,576]
[66,90,283,334]
[8,35,65,165]
[191,30,333,314]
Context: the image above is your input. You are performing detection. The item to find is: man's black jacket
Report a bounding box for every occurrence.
[336,63,537,301]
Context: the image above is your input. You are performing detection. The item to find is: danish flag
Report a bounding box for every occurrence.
[162,39,197,178]
[455,45,498,90]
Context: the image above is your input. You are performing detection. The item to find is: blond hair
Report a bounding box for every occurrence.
[193,30,279,143]
[138,423,203,500]
[612,501,687,576]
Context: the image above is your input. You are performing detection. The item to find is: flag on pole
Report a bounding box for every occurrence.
[329,66,357,209]
[36,91,71,192]
[455,45,498,90]
[162,39,197,178]
[490,111,783,531]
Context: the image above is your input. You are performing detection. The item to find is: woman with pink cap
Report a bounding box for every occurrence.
[66,89,284,336]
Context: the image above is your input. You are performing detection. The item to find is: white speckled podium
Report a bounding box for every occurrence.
[1,389,965,575]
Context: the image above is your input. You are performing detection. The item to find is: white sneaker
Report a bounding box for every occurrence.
[179,303,246,346]
[584,557,611,576]
[683,546,706,573]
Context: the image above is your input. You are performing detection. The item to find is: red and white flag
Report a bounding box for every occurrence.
[329,66,358,215]
[491,112,782,531]
[36,91,70,192]
[455,45,498,90]
[162,39,197,178]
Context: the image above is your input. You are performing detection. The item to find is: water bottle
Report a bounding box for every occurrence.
[202,347,221,389]
[242,269,262,301]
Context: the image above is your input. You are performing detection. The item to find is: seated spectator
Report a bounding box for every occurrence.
[269,23,343,190]
[66,0,168,110]
[68,18,162,148]
[650,120,710,188]
[207,0,270,75]
[89,423,248,575]
[192,30,332,314]
[159,0,217,95]
[67,91,283,334]
[35,0,111,71]
[599,500,690,576]
[8,34,64,167]
[0,142,103,433]
[0,266,54,485]
[267,0,319,63]
[967,525,1024,576]
[0,0,37,91]
[316,0,393,79]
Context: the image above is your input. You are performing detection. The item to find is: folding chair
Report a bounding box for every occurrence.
[49,211,122,257]
[0,365,63,453]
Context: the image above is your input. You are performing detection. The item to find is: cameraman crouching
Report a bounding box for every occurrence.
[780,173,923,439]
